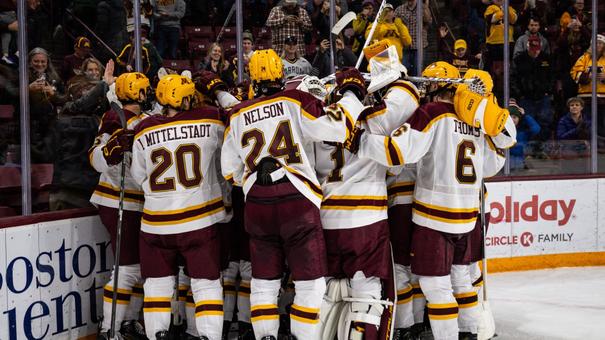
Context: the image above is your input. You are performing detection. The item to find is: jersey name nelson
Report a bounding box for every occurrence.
[138,123,212,149]
[243,102,285,126]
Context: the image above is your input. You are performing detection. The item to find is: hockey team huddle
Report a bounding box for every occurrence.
[88,42,516,340]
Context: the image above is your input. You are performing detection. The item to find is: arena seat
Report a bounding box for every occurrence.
[0,104,14,120]
[184,26,215,41]
[31,163,53,191]
[163,59,193,72]
[255,39,272,51]
[219,26,237,40]
[222,39,238,56]
[188,39,212,58]
[0,205,16,217]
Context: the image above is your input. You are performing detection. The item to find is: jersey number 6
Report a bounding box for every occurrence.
[241,120,302,171]
[456,140,477,184]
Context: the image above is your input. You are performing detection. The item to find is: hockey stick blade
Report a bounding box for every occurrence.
[331,11,357,35]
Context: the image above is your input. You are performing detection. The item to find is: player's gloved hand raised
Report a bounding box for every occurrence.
[193,71,228,98]
[102,128,135,165]
[335,67,367,101]
[343,124,365,154]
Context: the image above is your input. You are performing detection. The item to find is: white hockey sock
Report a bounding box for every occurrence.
[250,278,281,338]
[177,270,191,329]
[290,278,327,340]
[469,261,484,296]
[101,264,141,332]
[185,289,199,337]
[411,274,426,325]
[125,280,144,322]
[191,278,224,340]
[452,265,479,334]
[143,276,175,339]
[395,264,414,329]
[223,261,239,323]
[419,275,458,340]
[237,261,252,324]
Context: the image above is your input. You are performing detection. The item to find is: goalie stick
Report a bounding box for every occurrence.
[108,101,129,340]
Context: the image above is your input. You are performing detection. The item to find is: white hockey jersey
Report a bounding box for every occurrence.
[130,108,226,235]
[221,89,365,208]
[89,109,147,211]
[315,81,420,229]
[357,101,514,234]
[386,164,416,208]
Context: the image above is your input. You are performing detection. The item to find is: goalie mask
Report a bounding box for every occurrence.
[366,45,407,93]
[285,75,328,101]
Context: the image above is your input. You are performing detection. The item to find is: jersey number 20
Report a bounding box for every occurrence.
[149,144,203,192]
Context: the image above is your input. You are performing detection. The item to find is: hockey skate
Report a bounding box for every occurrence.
[394,327,417,340]
[459,332,478,340]
[238,321,255,340]
[120,320,147,340]
[155,330,171,340]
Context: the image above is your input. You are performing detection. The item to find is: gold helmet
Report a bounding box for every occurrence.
[422,61,460,89]
[156,74,195,109]
[115,72,151,102]
[248,49,283,84]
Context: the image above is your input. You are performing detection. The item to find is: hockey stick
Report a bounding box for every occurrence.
[108,101,128,340]
[355,0,388,69]
[478,181,496,340]
[216,3,236,43]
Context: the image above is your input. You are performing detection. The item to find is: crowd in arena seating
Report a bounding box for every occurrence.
[0,0,603,215]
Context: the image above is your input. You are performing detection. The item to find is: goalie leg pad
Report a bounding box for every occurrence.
[451,265,479,334]
[418,275,459,340]
[320,278,346,340]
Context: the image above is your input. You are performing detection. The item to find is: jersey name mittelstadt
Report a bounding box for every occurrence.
[139,123,212,148]
[243,102,285,126]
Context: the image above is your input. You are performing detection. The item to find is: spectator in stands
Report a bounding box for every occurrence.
[30,61,116,211]
[557,97,590,140]
[571,34,605,148]
[63,58,110,118]
[555,13,590,102]
[62,36,92,81]
[395,0,432,76]
[28,47,65,155]
[513,17,550,59]
[232,30,255,81]
[509,100,541,170]
[266,0,313,56]
[437,26,480,75]
[483,0,517,98]
[199,42,235,87]
[281,35,313,79]
[0,0,17,66]
[365,3,411,63]
[116,22,162,80]
[512,34,554,140]
[310,0,342,42]
[95,0,128,62]
[151,0,186,60]
[351,0,374,55]
[560,0,589,29]
[311,36,356,78]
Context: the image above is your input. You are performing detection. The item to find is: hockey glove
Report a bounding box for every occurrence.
[102,128,135,166]
[335,67,367,101]
[343,124,365,154]
[194,71,228,99]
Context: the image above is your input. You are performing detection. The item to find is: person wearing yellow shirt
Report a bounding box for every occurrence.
[365,3,412,62]
[570,34,605,151]
[483,0,517,74]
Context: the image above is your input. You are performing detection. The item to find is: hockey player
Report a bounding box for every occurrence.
[194,70,256,339]
[130,74,226,340]
[344,62,516,340]
[315,61,420,339]
[88,71,152,340]
[220,49,367,340]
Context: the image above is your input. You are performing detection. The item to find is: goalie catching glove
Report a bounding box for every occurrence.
[102,128,134,165]
[193,70,228,100]
[335,67,367,101]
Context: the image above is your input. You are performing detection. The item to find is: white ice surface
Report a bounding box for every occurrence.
[488,266,605,340]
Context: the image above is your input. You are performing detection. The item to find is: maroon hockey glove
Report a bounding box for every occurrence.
[343,124,365,154]
[194,71,228,98]
[102,128,134,166]
[335,67,367,101]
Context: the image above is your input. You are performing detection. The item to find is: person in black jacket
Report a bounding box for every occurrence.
[512,35,554,141]
[311,37,356,78]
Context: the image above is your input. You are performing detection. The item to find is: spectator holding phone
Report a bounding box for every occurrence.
[365,3,411,62]
[266,0,313,56]
[311,36,356,78]
[352,0,374,54]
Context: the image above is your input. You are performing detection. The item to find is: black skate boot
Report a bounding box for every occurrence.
[120,320,147,340]
[238,321,255,340]
[260,337,277,340]
[394,327,417,340]
[155,330,171,340]
[459,332,478,340]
